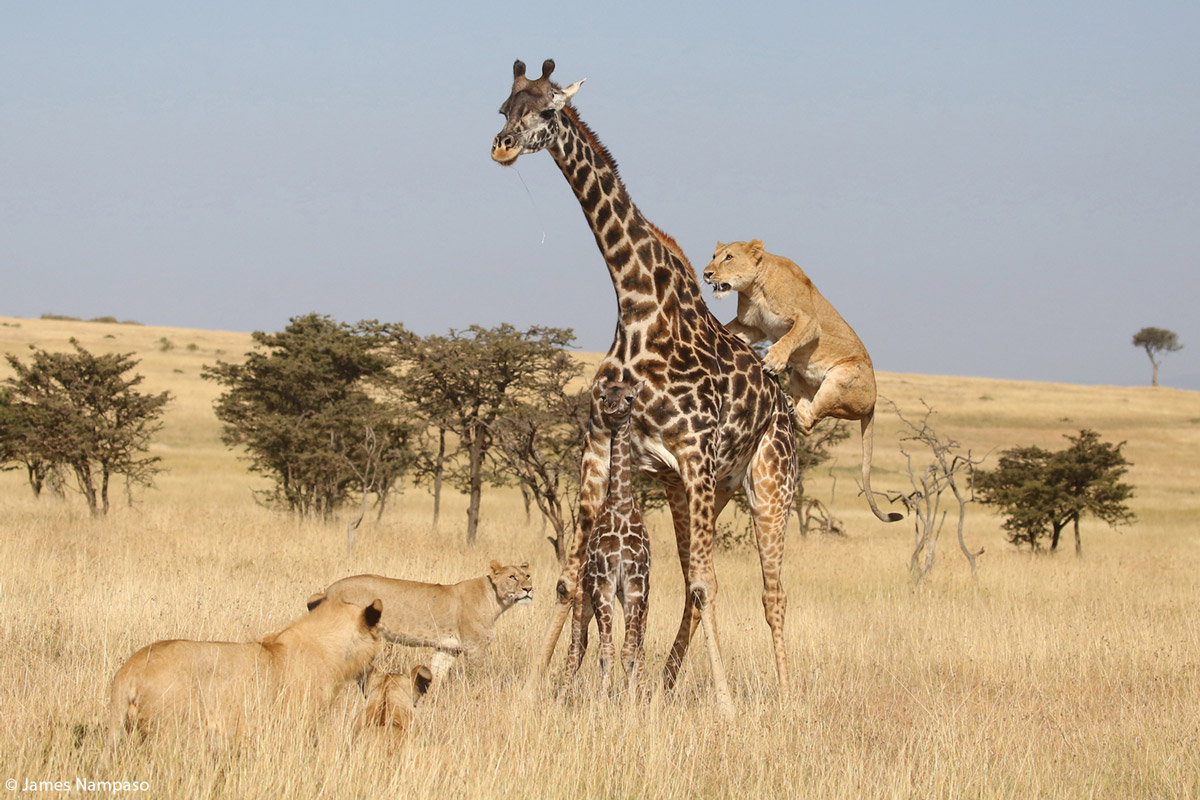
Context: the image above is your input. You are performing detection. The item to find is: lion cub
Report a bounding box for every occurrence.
[360,664,433,734]
[564,377,651,696]
[703,239,901,523]
[323,562,533,686]
[108,594,383,747]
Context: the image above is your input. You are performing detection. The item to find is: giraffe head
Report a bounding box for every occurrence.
[492,59,585,165]
[596,376,645,428]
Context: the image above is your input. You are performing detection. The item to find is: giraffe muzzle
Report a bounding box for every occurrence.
[492,133,522,165]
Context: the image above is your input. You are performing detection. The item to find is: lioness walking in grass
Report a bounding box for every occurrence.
[323,561,533,686]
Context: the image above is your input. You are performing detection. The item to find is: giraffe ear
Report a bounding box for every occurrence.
[562,78,585,99]
[549,78,585,111]
[749,240,764,260]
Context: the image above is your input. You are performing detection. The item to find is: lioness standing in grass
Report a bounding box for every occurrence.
[703,239,902,523]
[107,594,383,746]
[322,562,533,685]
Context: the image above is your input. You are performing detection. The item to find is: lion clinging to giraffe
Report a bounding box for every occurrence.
[703,239,902,523]
[492,59,797,717]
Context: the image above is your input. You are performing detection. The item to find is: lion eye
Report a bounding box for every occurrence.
[724,254,732,261]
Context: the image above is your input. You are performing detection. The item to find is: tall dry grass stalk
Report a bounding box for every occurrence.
[2,316,1198,798]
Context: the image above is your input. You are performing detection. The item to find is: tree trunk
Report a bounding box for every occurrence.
[75,462,100,516]
[1152,359,1159,387]
[100,467,111,515]
[27,464,44,497]
[465,426,483,547]
[431,428,445,531]
[1073,514,1082,557]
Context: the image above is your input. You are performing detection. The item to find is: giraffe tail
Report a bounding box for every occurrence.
[862,410,903,523]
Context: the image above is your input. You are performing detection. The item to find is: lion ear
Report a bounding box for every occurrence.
[412,665,434,700]
[749,239,764,258]
[363,599,383,629]
[519,561,530,571]
[488,560,503,575]
[306,593,327,612]
[715,241,725,250]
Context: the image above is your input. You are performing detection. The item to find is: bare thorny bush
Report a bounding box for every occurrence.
[880,398,985,580]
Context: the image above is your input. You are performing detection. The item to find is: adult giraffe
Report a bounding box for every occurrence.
[492,59,796,715]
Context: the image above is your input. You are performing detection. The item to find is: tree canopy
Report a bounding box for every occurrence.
[203,314,415,519]
[1132,327,1183,387]
[975,429,1134,555]
[391,323,577,546]
[2,343,170,515]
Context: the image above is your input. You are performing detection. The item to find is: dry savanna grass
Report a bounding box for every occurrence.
[1,315,1198,799]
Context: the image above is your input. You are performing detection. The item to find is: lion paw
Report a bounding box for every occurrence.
[762,351,788,374]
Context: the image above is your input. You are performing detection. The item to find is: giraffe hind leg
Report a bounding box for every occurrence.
[746,411,796,692]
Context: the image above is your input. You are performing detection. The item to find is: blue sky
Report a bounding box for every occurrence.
[3,1,1198,389]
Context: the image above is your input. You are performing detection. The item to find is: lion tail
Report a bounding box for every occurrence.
[861,411,903,523]
[106,667,139,752]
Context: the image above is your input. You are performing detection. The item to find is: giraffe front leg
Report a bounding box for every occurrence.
[558,587,594,701]
[595,576,616,697]
[526,428,609,691]
[662,480,699,692]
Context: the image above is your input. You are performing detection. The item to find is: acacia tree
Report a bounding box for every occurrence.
[487,372,590,562]
[975,429,1134,556]
[0,387,57,495]
[3,343,170,515]
[1132,327,1183,387]
[393,324,576,547]
[203,314,414,519]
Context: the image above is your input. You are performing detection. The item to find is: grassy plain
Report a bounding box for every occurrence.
[1,315,1198,799]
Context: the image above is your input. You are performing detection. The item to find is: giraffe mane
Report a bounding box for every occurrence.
[563,105,621,182]
[646,223,693,271]
[563,104,698,288]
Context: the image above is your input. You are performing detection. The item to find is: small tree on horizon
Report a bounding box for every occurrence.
[1132,327,1182,387]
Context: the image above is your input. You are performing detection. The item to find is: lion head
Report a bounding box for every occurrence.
[703,239,765,300]
[488,561,534,607]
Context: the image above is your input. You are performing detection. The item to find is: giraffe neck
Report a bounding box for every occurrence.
[548,108,703,328]
[606,417,635,512]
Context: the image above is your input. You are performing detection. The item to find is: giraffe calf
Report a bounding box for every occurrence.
[565,378,651,697]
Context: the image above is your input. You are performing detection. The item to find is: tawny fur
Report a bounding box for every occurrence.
[704,239,901,523]
[323,562,532,685]
[359,664,433,733]
[107,595,383,748]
